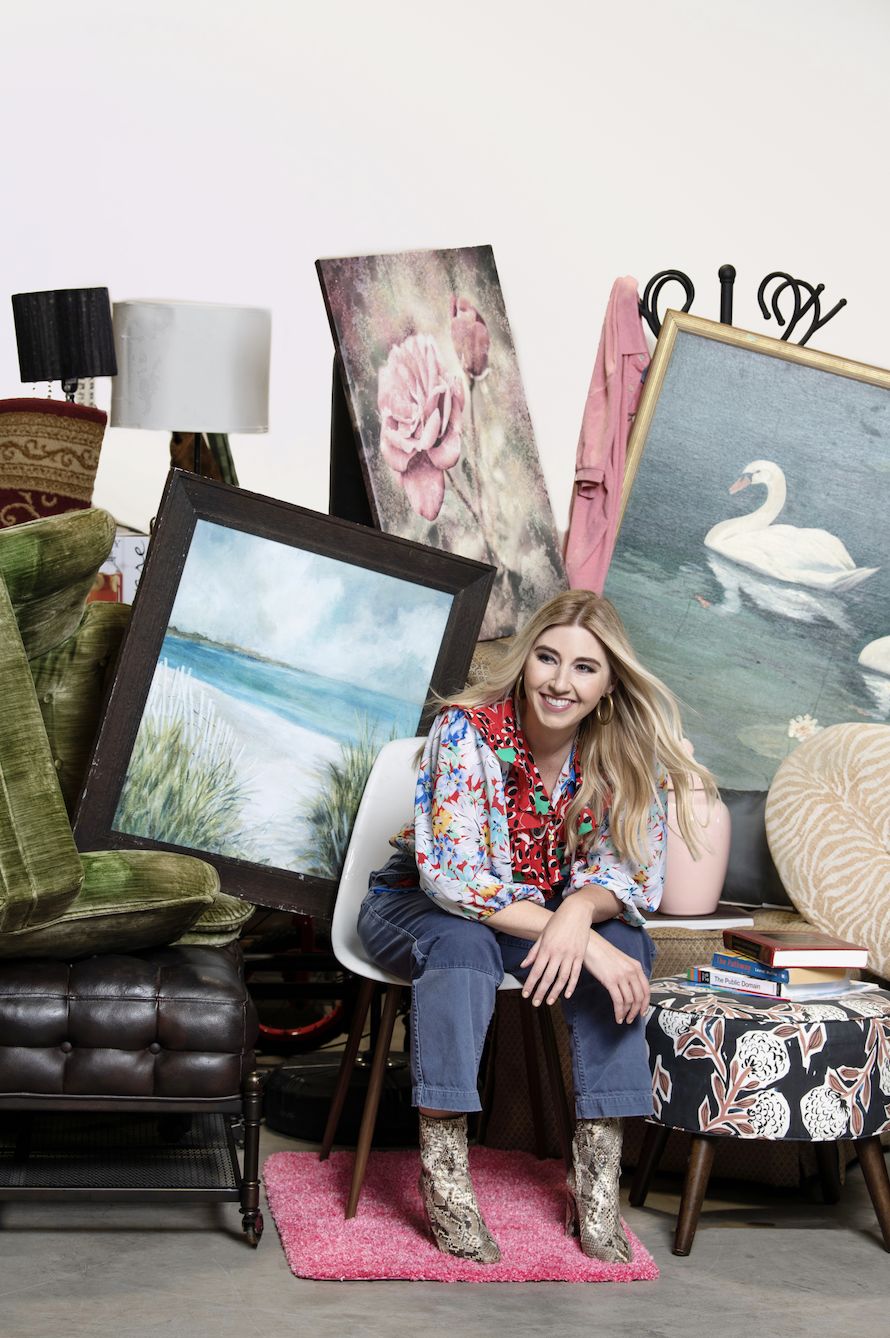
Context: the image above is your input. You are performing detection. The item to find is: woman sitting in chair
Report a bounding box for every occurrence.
[358,589,715,1264]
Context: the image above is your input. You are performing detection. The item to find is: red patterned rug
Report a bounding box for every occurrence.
[263,1148,659,1283]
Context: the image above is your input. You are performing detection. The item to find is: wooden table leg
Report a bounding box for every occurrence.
[629,1123,670,1207]
[854,1136,890,1251]
[673,1134,717,1256]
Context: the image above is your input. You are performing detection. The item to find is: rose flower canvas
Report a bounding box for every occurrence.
[317,244,566,639]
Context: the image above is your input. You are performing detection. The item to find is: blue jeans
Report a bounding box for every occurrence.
[357,874,657,1119]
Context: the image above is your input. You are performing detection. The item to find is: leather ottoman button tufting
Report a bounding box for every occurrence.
[149,1042,161,1054]
[60,1041,72,1053]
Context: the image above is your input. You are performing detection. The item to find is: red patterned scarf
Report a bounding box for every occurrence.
[463,697,595,894]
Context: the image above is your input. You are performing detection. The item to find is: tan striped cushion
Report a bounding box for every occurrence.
[765,723,890,979]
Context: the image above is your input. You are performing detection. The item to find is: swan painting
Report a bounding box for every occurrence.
[705,553,853,631]
[704,460,879,593]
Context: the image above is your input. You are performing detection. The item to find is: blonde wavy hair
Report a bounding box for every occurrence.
[444,590,717,865]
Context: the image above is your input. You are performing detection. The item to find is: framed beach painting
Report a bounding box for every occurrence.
[317,244,567,640]
[74,471,494,919]
[604,311,890,789]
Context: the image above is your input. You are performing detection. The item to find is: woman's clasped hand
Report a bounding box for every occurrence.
[520,900,651,1022]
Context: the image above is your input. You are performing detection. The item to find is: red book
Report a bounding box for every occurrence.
[721,927,868,968]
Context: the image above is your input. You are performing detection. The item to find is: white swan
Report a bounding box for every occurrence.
[704,460,879,592]
[705,554,853,631]
[859,636,890,678]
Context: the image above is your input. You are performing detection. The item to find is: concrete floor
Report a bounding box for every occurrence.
[2,1123,888,1338]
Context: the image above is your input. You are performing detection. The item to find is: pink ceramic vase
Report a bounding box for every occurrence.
[661,742,731,916]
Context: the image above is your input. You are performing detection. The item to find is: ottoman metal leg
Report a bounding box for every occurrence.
[674,1134,717,1256]
[854,1135,890,1251]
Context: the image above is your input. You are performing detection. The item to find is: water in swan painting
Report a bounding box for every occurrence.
[604,313,889,789]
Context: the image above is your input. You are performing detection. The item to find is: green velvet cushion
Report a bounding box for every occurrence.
[171,890,255,947]
[0,574,83,933]
[0,508,115,658]
[0,849,219,959]
[30,601,131,815]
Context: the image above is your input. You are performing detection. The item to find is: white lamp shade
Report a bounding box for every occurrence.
[110,300,271,431]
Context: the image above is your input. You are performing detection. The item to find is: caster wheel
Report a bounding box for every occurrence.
[243,1211,264,1247]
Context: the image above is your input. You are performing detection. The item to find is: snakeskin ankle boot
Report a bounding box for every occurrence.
[566,1117,632,1262]
[418,1114,501,1263]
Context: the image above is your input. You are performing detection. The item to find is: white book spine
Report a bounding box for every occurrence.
[690,966,780,997]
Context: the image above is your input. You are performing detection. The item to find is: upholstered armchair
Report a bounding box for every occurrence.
[0,508,263,1243]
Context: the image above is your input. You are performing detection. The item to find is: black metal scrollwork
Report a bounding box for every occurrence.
[639,265,846,343]
[757,272,847,346]
[638,270,695,339]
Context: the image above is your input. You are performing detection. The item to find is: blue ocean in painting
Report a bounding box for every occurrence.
[160,634,422,745]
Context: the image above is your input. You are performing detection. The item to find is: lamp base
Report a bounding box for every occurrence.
[169,432,239,485]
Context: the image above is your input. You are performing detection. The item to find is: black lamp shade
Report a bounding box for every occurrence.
[11,287,117,385]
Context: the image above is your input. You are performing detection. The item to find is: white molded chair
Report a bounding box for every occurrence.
[320,737,572,1218]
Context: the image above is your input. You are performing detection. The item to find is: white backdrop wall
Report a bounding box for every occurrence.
[3,0,888,533]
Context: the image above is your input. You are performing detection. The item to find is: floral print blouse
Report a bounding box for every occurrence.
[390,701,667,925]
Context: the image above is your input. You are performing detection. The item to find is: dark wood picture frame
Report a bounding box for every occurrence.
[74,470,494,920]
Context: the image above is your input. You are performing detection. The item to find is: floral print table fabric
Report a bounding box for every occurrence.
[645,978,890,1141]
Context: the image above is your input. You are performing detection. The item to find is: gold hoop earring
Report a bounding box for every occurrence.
[595,693,614,725]
[516,673,525,700]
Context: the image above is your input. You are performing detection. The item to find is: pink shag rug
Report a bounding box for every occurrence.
[263,1147,659,1283]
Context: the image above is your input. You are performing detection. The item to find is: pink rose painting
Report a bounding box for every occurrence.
[450,296,490,380]
[317,245,566,638]
[377,334,464,522]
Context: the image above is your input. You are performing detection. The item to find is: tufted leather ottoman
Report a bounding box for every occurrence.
[0,944,264,1244]
[630,977,890,1255]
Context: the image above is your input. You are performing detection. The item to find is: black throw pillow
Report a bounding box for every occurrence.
[719,790,792,909]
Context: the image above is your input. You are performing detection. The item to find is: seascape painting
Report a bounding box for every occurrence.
[317,244,566,639]
[112,519,453,878]
[604,313,890,789]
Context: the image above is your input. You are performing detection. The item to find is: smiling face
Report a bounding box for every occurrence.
[519,622,614,753]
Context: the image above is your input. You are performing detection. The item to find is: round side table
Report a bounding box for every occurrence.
[631,977,890,1255]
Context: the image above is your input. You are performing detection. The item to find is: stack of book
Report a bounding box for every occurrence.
[687,928,872,1001]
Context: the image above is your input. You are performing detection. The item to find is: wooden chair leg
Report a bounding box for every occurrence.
[815,1140,842,1204]
[517,996,549,1159]
[345,982,402,1219]
[854,1135,890,1251]
[629,1122,671,1207]
[240,1070,264,1246]
[319,975,376,1161]
[673,1134,717,1256]
[535,1002,574,1170]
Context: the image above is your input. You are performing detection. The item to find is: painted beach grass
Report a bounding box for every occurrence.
[113,519,452,877]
